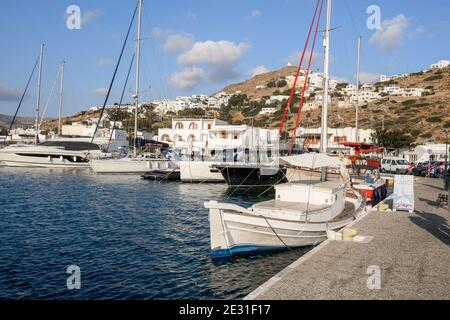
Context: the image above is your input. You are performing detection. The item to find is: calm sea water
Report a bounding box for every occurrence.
[0,167,309,300]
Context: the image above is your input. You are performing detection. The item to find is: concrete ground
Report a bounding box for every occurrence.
[246,177,450,300]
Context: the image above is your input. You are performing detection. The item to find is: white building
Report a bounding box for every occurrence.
[402,143,449,163]
[259,107,277,115]
[350,90,381,103]
[266,95,289,104]
[158,118,278,157]
[297,127,374,150]
[430,60,449,70]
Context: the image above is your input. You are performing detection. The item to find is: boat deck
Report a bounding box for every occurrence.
[253,200,330,214]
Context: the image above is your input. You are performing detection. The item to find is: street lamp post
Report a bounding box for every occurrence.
[444,128,449,213]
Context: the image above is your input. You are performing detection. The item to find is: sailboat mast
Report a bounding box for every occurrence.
[58,60,65,136]
[355,35,361,142]
[320,0,331,153]
[133,0,143,158]
[35,43,44,144]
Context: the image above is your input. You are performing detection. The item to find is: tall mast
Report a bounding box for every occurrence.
[35,43,44,144]
[355,35,361,142]
[133,0,143,158]
[320,0,331,153]
[58,60,65,136]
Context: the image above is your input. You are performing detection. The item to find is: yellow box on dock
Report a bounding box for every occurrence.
[342,228,358,241]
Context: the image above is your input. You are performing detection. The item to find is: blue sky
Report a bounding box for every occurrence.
[0,0,449,117]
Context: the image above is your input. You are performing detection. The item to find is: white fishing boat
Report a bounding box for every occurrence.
[204,153,365,257]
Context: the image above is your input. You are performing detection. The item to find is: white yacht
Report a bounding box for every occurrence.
[204,153,365,257]
[0,139,107,168]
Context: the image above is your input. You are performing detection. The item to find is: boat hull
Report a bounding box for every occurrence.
[215,165,287,187]
[89,158,178,174]
[0,151,90,168]
[179,161,224,183]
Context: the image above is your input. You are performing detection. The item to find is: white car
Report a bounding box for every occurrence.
[380,157,409,174]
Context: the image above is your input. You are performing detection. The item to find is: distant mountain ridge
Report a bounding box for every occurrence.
[0,114,52,130]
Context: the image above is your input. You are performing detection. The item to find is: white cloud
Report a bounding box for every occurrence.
[176,40,250,84]
[0,82,24,101]
[97,58,113,66]
[251,66,269,77]
[178,40,249,67]
[359,72,381,84]
[170,67,205,91]
[81,9,103,25]
[89,88,109,96]
[164,33,194,52]
[245,9,262,20]
[369,14,410,52]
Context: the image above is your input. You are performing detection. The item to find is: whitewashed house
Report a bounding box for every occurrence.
[430,60,450,69]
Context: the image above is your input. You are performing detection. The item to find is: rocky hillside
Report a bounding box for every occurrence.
[218,66,450,144]
[216,66,299,100]
[0,114,52,130]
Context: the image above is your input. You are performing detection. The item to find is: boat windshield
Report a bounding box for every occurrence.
[39,141,100,151]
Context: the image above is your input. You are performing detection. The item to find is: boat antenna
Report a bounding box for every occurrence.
[89,3,138,149]
[3,56,40,143]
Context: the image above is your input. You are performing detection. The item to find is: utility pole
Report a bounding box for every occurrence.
[355,35,361,142]
[58,60,65,136]
[35,43,44,145]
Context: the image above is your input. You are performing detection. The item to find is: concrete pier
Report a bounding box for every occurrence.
[246,177,450,300]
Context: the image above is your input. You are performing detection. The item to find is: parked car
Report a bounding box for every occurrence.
[380,157,409,174]
[413,160,447,177]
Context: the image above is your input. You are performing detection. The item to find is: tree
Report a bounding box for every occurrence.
[0,128,7,136]
[370,128,415,149]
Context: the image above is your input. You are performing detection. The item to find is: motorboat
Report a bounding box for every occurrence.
[141,169,180,181]
[204,153,365,257]
[0,140,108,168]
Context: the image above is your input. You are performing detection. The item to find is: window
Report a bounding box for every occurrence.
[175,122,184,129]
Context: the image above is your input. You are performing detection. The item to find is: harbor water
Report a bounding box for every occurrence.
[0,167,309,299]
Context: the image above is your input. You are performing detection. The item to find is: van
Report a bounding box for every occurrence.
[380,157,409,174]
